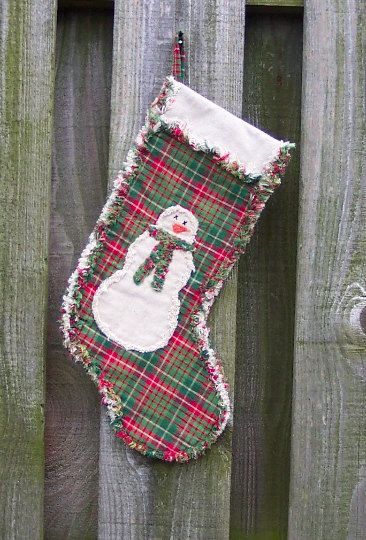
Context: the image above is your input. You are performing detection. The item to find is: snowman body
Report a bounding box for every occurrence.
[92,206,197,352]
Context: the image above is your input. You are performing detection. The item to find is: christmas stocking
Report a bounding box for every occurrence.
[61,34,294,462]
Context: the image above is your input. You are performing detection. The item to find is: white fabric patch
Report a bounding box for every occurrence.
[162,81,283,174]
[92,205,197,352]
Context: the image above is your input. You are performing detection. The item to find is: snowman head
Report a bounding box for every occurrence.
[156,205,199,244]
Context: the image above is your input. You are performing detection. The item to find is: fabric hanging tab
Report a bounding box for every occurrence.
[171,31,186,83]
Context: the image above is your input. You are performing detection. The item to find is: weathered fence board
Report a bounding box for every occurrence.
[98,3,178,538]
[45,9,112,538]
[0,1,56,538]
[247,0,303,7]
[98,1,245,539]
[149,1,246,536]
[231,12,302,540]
[288,1,366,539]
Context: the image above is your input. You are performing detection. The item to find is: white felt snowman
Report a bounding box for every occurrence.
[92,205,199,352]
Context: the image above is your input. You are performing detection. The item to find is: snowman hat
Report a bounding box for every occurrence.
[156,204,199,243]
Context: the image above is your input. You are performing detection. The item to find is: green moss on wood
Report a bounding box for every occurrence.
[0,1,56,538]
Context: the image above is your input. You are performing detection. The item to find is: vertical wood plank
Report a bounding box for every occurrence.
[98,3,177,538]
[288,2,366,538]
[99,1,245,538]
[247,0,303,7]
[149,3,246,539]
[0,1,56,538]
[230,12,302,539]
[45,9,112,539]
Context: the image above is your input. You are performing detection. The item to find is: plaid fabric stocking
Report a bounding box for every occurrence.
[61,57,294,462]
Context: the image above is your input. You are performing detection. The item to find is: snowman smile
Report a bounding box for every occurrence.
[172,223,189,234]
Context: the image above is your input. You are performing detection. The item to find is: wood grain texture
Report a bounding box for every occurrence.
[230,12,302,540]
[288,2,366,539]
[60,0,304,9]
[0,1,56,538]
[98,3,178,538]
[58,0,114,9]
[247,0,303,7]
[45,10,112,539]
[98,1,245,539]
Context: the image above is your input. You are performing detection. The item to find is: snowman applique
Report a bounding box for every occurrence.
[92,205,199,352]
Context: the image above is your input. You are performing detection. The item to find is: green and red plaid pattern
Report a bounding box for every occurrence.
[133,226,193,291]
[171,31,185,82]
[62,77,294,462]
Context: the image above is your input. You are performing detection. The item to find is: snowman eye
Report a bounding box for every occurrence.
[174,215,178,220]
[183,220,187,225]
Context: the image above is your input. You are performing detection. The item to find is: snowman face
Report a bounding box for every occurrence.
[156,205,199,243]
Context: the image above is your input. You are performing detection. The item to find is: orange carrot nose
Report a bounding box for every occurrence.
[172,223,189,234]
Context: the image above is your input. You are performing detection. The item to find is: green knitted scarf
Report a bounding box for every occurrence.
[133,226,194,291]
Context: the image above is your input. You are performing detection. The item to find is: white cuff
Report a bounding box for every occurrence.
[162,77,285,175]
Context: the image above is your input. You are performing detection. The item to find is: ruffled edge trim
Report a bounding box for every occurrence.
[60,75,295,463]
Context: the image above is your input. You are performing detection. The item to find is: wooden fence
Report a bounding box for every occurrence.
[1,1,365,538]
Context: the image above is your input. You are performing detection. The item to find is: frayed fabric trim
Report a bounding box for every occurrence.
[61,74,295,463]
[160,76,294,184]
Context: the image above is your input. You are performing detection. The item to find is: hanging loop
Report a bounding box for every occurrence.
[171,31,186,83]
